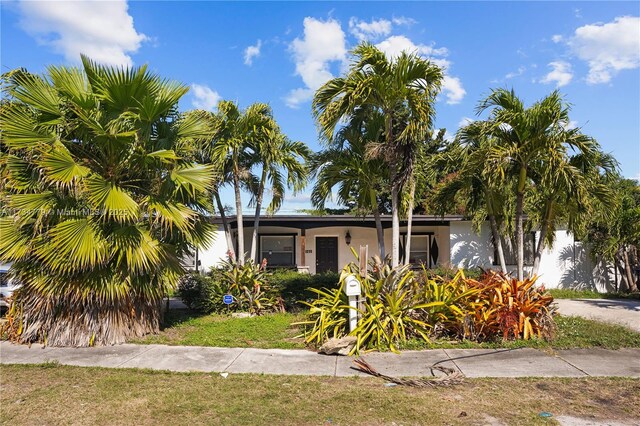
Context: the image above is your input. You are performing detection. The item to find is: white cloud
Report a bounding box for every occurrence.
[505,66,526,79]
[375,35,448,59]
[441,76,466,105]
[458,117,474,127]
[568,16,640,84]
[551,34,563,43]
[349,17,392,41]
[17,0,146,66]
[287,17,347,108]
[191,84,221,110]
[392,16,417,26]
[540,61,573,87]
[375,35,463,104]
[244,40,262,66]
[442,129,455,142]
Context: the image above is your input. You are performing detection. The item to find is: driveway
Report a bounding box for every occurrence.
[554,298,640,332]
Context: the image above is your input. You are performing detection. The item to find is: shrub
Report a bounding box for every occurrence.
[218,260,284,315]
[177,273,224,314]
[299,258,557,353]
[269,269,340,310]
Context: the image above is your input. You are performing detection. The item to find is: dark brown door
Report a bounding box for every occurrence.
[316,237,338,273]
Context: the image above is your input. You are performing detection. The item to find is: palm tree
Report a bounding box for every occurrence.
[432,122,511,273]
[529,143,616,275]
[311,119,389,257]
[477,89,599,280]
[0,59,215,346]
[313,43,442,267]
[209,101,273,265]
[248,127,310,262]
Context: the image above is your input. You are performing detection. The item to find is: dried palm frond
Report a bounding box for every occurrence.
[352,358,465,388]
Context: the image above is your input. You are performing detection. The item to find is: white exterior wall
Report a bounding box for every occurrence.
[449,222,494,268]
[198,225,232,272]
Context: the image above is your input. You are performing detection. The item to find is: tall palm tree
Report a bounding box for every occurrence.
[209,101,273,265]
[432,122,511,273]
[248,127,310,262]
[311,119,389,257]
[477,89,598,280]
[0,59,215,346]
[313,43,442,267]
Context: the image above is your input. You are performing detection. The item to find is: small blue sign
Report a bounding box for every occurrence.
[223,294,234,305]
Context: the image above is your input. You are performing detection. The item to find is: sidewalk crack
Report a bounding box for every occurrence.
[556,354,590,377]
[223,348,245,372]
[116,345,155,368]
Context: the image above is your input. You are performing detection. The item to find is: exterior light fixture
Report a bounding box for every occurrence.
[345,230,352,245]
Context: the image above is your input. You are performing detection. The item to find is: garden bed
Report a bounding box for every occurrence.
[134,311,640,351]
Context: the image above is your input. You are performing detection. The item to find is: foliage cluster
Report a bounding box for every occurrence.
[300,259,556,353]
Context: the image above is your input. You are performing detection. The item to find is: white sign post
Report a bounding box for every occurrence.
[344,274,361,332]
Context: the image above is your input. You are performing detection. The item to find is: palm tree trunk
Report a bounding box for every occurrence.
[250,168,267,263]
[232,154,245,266]
[515,167,527,281]
[391,183,400,268]
[489,214,507,274]
[404,180,416,266]
[215,191,236,261]
[622,246,638,292]
[370,190,385,258]
[532,199,553,276]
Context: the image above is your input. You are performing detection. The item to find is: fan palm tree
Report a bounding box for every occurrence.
[311,119,389,257]
[313,43,443,267]
[477,89,598,280]
[0,59,216,346]
[248,127,311,262]
[208,101,273,265]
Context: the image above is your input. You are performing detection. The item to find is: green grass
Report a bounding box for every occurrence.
[2,364,639,425]
[136,310,640,351]
[549,289,640,300]
[134,311,307,349]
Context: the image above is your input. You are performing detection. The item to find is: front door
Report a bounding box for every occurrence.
[316,237,338,273]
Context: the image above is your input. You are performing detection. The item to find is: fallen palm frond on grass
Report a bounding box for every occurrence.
[352,358,465,388]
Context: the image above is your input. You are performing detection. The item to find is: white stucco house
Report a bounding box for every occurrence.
[195,214,619,291]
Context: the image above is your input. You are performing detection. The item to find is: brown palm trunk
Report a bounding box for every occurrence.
[622,247,638,292]
[489,214,507,274]
[250,168,267,263]
[215,192,236,261]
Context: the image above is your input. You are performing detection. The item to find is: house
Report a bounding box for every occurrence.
[197,214,618,291]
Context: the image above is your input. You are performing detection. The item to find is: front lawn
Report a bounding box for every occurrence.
[549,288,640,300]
[133,311,307,349]
[134,311,640,350]
[2,364,638,425]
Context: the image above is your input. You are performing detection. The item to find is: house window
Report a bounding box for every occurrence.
[407,235,429,266]
[260,235,295,267]
[493,233,535,266]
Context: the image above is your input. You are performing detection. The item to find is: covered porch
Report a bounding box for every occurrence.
[229,215,461,274]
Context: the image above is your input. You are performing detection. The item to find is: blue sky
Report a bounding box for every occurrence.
[2,1,639,213]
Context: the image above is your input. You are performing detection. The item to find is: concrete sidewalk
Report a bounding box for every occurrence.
[2,341,639,378]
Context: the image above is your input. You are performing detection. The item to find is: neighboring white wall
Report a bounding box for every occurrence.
[449,221,494,268]
[198,225,231,272]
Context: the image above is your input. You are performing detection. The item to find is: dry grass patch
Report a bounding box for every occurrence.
[1,364,639,425]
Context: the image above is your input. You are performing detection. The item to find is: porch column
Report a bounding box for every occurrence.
[298,229,309,273]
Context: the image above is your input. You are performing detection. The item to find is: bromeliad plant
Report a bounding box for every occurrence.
[218,260,284,315]
[0,59,216,346]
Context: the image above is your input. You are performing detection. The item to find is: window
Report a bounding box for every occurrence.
[260,235,295,267]
[493,233,535,266]
[401,234,437,268]
[407,235,429,266]
[0,271,7,287]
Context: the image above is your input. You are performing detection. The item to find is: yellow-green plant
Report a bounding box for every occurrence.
[0,59,215,346]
